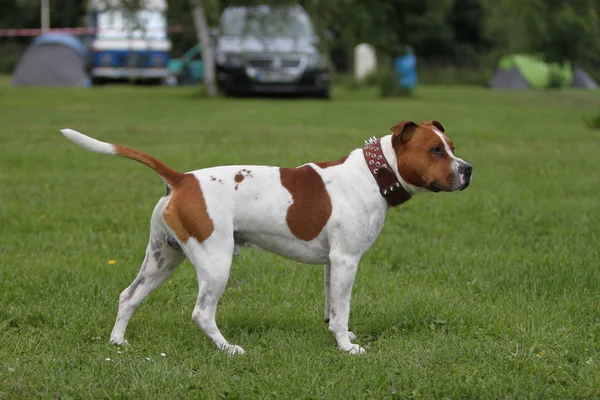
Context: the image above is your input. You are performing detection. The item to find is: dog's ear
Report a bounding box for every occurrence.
[422,120,445,132]
[391,121,418,145]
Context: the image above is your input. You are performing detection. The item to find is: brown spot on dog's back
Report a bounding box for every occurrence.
[234,169,252,190]
[162,174,214,243]
[313,155,348,169]
[280,166,332,241]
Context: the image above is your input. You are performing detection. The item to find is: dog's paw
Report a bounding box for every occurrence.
[346,344,366,355]
[223,344,245,356]
[109,338,129,346]
[348,331,357,342]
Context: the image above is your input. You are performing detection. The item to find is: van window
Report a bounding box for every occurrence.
[97,9,167,40]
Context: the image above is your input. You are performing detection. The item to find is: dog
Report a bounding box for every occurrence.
[60,120,472,355]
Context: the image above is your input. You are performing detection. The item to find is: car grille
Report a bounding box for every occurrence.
[281,59,300,68]
[245,56,302,70]
[127,53,150,67]
[246,59,272,68]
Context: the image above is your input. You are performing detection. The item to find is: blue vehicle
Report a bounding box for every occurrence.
[166,45,204,86]
[86,0,171,83]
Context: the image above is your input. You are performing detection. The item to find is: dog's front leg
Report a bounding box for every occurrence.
[324,262,358,343]
[324,263,331,323]
[327,254,365,355]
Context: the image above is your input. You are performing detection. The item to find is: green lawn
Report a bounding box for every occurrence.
[1,81,599,399]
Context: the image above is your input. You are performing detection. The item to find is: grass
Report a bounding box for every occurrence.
[1,80,599,399]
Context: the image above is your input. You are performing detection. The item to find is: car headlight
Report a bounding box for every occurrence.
[216,52,242,67]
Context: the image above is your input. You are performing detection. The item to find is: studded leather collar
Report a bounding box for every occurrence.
[362,137,412,207]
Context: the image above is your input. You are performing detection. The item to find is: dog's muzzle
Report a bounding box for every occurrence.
[457,162,473,191]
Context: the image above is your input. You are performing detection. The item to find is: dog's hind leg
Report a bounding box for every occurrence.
[184,235,243,355]
[110,205,186,345]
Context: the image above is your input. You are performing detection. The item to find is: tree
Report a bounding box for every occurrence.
[481,0,600,66]
[189,0,217,96]
[525,0,600,65]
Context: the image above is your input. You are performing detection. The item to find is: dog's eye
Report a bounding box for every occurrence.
[430,146,444,156]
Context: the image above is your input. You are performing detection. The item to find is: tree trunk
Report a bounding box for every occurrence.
[190,0,217,97]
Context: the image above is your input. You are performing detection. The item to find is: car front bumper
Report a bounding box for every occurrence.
[216,64,330,95]
[92,67,169,79]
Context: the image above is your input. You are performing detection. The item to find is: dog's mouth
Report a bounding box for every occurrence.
[428,181,447,192]
[458,173,471,191]
[429,175,471,193]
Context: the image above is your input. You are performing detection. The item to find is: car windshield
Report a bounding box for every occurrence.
[220,6,314,38]
[96,9,167,39]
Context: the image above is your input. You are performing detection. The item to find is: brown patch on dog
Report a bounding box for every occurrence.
[234,169,252,190]
[391,122,455,191]
[280,166,332,241]
[162,174,214,243]
[313,155,348,169]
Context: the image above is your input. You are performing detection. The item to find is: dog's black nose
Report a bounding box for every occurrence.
[460,163,473,176]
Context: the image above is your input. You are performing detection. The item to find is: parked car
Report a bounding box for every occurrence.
[214,5,330,98]
[165,45,204,85]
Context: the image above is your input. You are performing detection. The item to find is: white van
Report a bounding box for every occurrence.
[86,0,171,83]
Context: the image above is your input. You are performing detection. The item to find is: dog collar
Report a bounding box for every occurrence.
[362,137,412,207]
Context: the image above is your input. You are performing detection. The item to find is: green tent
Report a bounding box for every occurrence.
[488,54,579,89]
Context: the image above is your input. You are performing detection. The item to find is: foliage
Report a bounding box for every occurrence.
[524,0,600,64]
[0,0,598,78]
[583,109,600,129]
[481,0,600,65]
[378,68,414,98]
[1,81,600,398]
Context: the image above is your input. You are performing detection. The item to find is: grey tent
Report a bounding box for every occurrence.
[487,66,531,89]
[12,33,90,87]
[572,66,598,89]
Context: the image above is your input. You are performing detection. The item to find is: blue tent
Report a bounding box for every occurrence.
[12,33,90,87]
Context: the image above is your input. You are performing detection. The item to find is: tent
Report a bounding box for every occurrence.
[572,66,598,89]
[12,33,90,87]
[488,54,597,90]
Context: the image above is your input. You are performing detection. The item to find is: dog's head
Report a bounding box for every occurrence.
[391,120,472,193]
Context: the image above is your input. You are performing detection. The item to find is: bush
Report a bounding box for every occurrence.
[378,68,414,98]
[583,110,600,130]
[0,41,25,74]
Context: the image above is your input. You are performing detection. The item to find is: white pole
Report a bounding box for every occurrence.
[41,0,50,33]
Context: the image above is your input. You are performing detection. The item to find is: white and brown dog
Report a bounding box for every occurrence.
[61,120,472,355]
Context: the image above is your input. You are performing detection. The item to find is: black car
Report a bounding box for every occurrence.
[214,5,330,98]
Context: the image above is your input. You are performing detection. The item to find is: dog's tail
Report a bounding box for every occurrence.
[60,129,184,187]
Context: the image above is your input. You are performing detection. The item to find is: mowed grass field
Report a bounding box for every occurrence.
[1,78,599,399]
